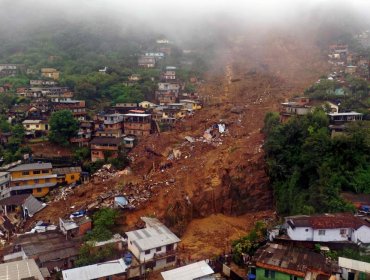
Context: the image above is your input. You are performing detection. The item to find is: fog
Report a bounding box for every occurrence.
[0,0,370,47]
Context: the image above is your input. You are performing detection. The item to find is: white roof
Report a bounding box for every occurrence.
[22,119,43,124]
[328,112,362,116]
[161,260,214,280]
[123,113,151,117]
[126,221,180,251]
[339,257,370,273]
[62,258,127,280]
[0,259,44,280]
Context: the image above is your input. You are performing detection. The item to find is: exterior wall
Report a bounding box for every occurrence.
[256,267,303,280]
[124,123,151,137]
[23,123,48,132]
[78,221,92,236]
[127,240,141,260]
[32,187,50,197]
[312,228,351,242]
[65,172,81,185]
[354,226,370,243]
[287,226,313,241]
[91,149,118,162]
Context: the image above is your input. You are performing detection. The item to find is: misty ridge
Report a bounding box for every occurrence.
[0,0,369,46]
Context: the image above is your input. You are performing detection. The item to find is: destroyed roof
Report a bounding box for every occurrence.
[126,219,180,251]
[53,166,82,175]
[14,231,79,259]
[161,260,214,280]
[0,259,44,280]
[62,258,128,280]
[253,243,336,277]
[0,195,44,217]
[9,162,52,172]
[287,213,370,230]
[90,137,122,145]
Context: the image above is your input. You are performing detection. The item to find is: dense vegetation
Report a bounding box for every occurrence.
[49,110,79,145]
[263,110,370,215]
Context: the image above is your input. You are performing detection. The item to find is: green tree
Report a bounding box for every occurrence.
[49,110,78,145]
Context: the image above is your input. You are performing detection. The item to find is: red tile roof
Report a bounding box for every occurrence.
[289,213,369,230]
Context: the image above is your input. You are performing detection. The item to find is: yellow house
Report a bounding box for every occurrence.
[22,120,49,136]
[179,99,202,110]
[139,101,157,109]
[41,68,60,80]
[8,162,57,198]
[53,166,82,185]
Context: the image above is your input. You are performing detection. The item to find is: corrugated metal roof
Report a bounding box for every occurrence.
[161,260,214,280]
[11,174,57,182]
[126,222,180,251]
[9,162,52,172]
[23,195,46,216]
[339,257,370,273]
[53,166,82,175]
[0,259,44,280]
[62,258,127,280]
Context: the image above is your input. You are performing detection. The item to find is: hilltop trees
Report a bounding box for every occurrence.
[263,110,370,215]
[49,110,79,145]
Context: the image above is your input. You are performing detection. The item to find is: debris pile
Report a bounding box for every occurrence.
[92,164,118,181]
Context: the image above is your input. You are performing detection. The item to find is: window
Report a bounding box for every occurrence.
[22,171,30,175]
[156,247,161,252]
[166,256,175,263]
[145,250,151,255]
[290,276,298,280]
[34,179,39,183]
[264,270,275,279]
[340,229,347,235]
[305,229,309,232]
[33,170,40,174]
[166,244,173,252]
[42,170,49,174]
[318,230,326,236]
[45,179,50,183]
[37,188,42,193]
[71,175,75,180]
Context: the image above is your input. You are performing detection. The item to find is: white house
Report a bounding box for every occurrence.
[285,213,370,244]
[125,217,180,272]
[161,260,215,280]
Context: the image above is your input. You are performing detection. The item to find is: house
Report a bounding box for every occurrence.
[338,257,370,280]
[8,104,38,120]
[0,259,45,280]
[138,56,156,68]
[128,74,141,82]
[90,137,122,162]
[251,243,336,280]
[123,136,136,149]
[126,217,180,273]
[22,119,49,137]
[285,213,370,244]
[123,113,152,137]
[99,66,108,73]
[53,99,86,120]
[96,113,124,138]
[161,260,215,280]
[179,99,202,110]
[59,216,92,239]
[0,194,45,218]
[162,66,176,81]
[0,171,10,198]
[4,231,79,271]
[70,121,94,147]
[139,101,157,109]
[41,68,60,80]
[156,92,178,105]
[0,64,23,77]
[8,162,58,198]
[345,65,357,75]
[279,97,312,122]
[0,132,12,145]
[328,112,363,136]
[53,166,82,185]
[30,80,58,87]
[145,52,165,59]
[62,258,128,280]
[158,82,180,93]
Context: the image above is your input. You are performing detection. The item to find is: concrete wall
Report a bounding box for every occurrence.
[312,228,351,242]
[354,226,370,243]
